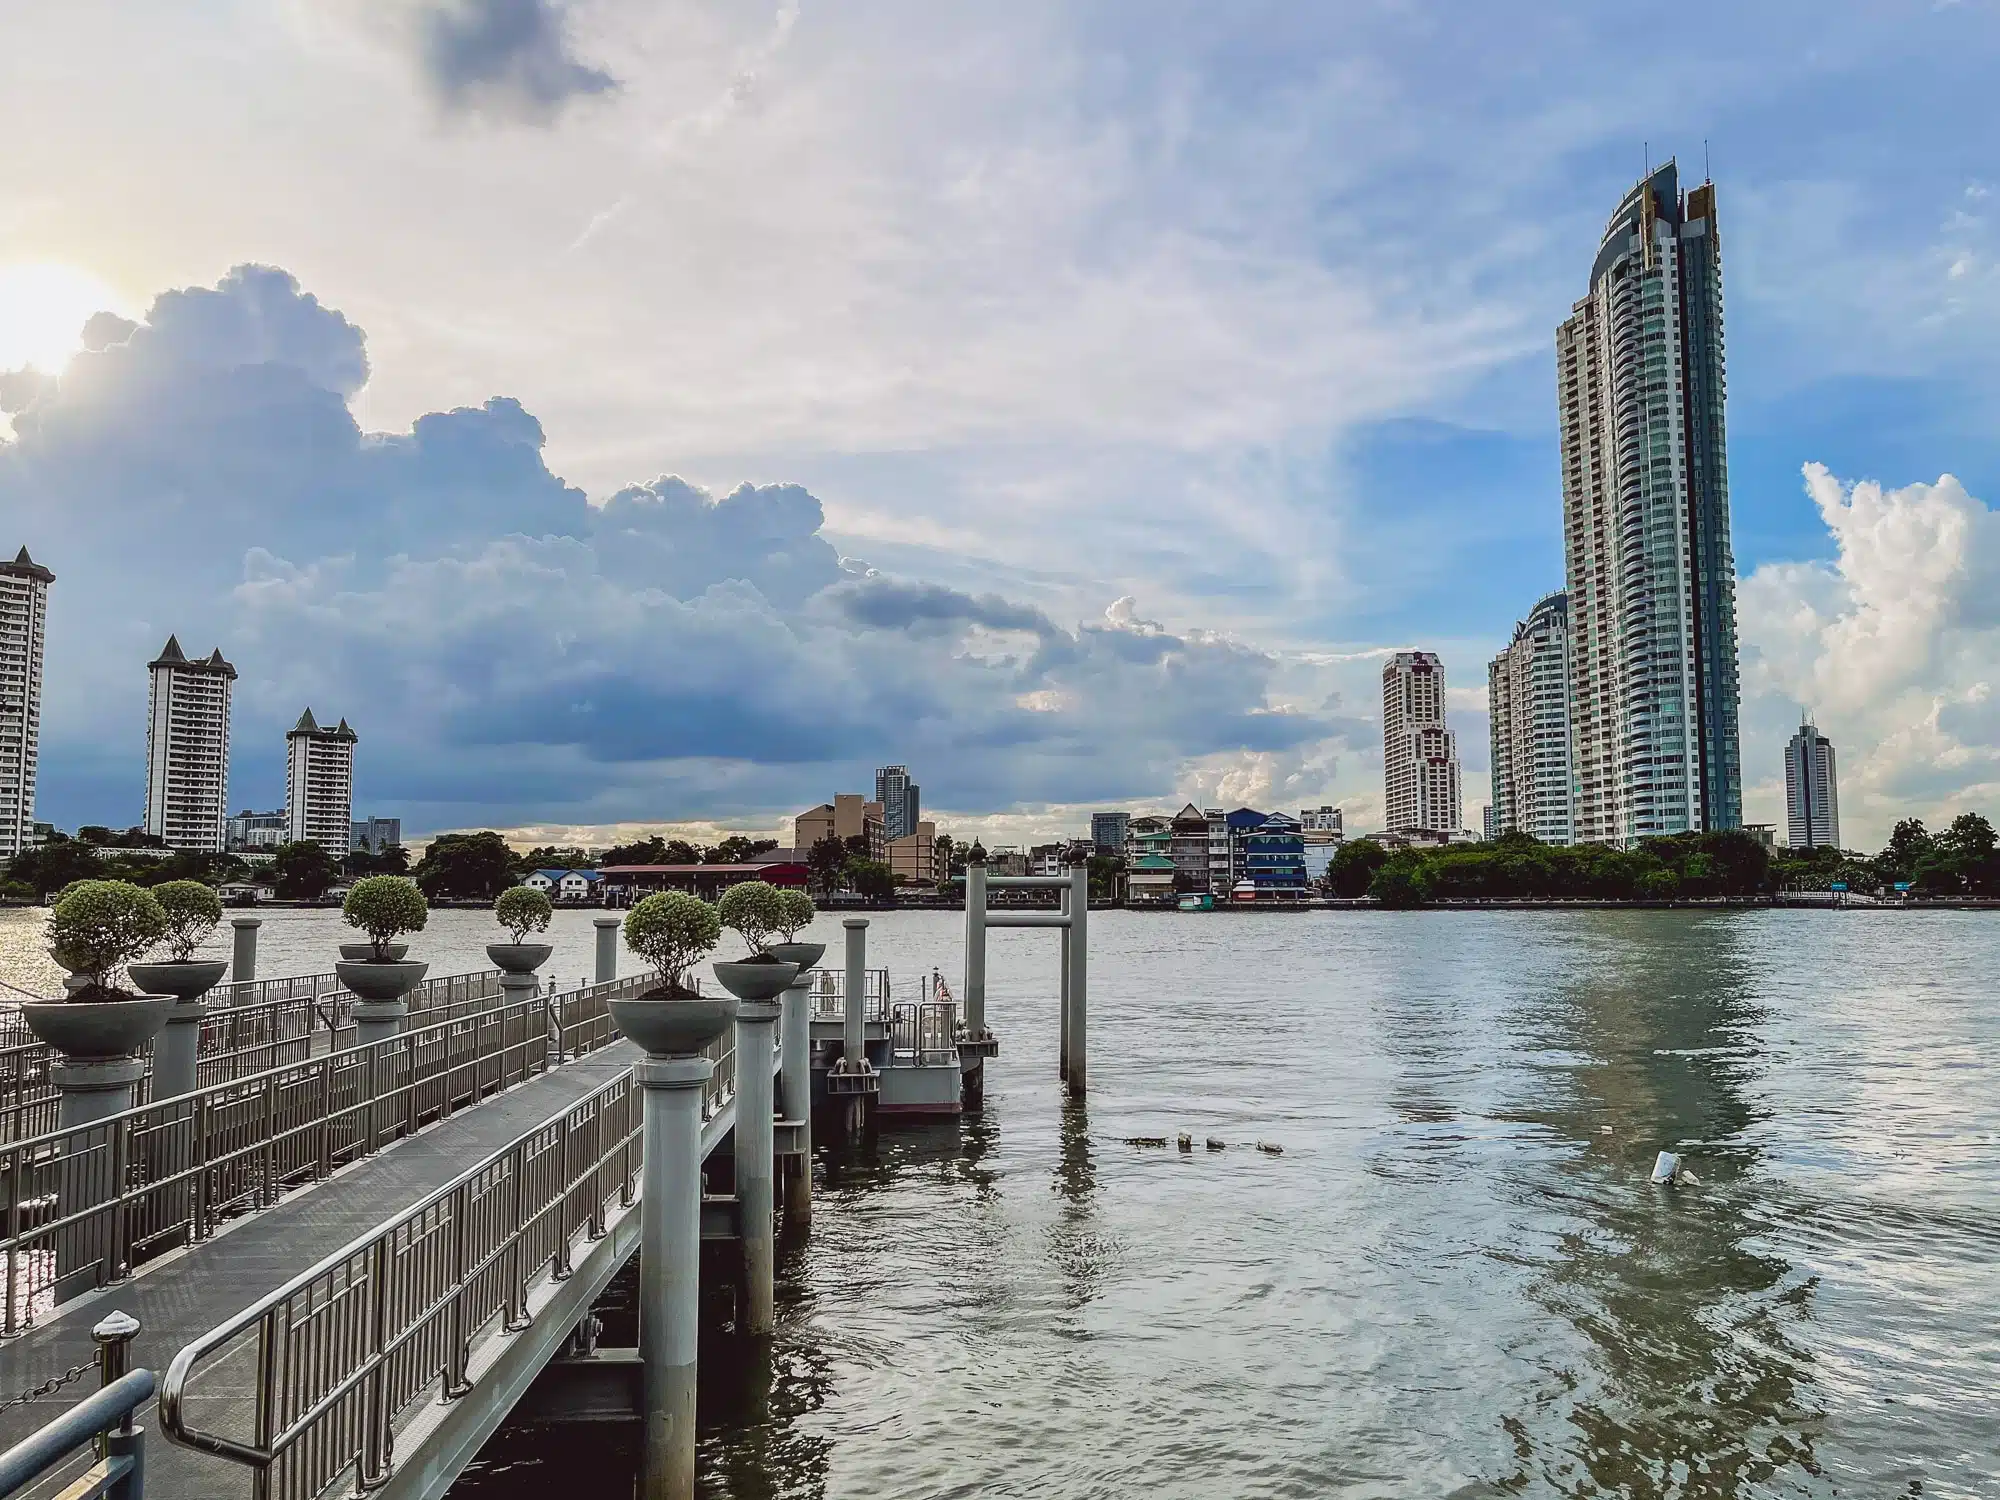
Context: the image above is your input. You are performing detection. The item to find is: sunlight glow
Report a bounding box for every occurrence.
[0,264,127,374]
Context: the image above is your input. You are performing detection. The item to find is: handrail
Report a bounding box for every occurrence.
[162,1014,737,1498]
[806,967,891,1022]
[0,970,654,1336]
[0,1369,154,1498]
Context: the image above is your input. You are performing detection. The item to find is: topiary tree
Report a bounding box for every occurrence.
[149,879,224,963]
[342,876,429,961]
[775,888,816,944]
[622,891,720,993]
[494,885,554,944]
[715,880,786,955]
[48,880,168,999]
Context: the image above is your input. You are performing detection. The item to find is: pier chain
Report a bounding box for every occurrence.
[0,1356,100,1414]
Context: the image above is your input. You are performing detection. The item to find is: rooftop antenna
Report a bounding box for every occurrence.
[1644,140,1650,179]
[1704,139,1711,183]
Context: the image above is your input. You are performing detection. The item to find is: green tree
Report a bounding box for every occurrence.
[1368,852,1432,908]
[806,835,848,898]
[6,835,107,898]
[413,831,518,900]
[1087,853,1124,902]
[343,875,429,960]
[1328,839,1390,899]
[712,835,778,864]
[518,845,593,872]
[48,880,167,996]
[849,860,895,902]
[602,835,670,866]
[374,842,411,875]
[622,892,720,990]
[271,841,340,900]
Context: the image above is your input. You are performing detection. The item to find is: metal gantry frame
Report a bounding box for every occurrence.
[962,857,1088,1099]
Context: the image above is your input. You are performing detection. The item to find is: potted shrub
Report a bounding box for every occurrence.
[763,887,824,972]
[335,876,431,1002]
[607,891,734,1056]
[489,886,555,975]
[712,881,799,1001]
[129,879,229,1003]
[26,880,174,1058]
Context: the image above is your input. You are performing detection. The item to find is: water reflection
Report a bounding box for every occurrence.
[1046,1099,1105,1311]
[1501,914,1826,1497]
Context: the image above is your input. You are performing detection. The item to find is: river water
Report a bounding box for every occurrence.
[5,906,1997,1496]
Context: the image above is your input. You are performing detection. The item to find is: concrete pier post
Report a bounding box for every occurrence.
[636,1054,710,1500]
[353,1005,405,1048]
[1058,885,1072,1083]
[842,918,867,1069]
[53,1058,147,1133]
[1067,861,1088,1100]
[594,916,621,985]
[733,996,779,1335]
[497,970,541,1016]
[779,972,812,1229]
[963,858,987,1037]
[230,916,260,983]
[152,1007,204,1100]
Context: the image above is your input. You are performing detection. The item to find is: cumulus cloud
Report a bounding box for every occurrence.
[0,265,1351,833]
[415,0,615,121]
[1740,462,2000,846]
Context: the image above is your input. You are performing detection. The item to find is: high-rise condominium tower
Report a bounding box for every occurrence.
[1558,161,1741,848]
[1382,651,1462,836]
[144,636,236,852]
[1488,592,1575,845]
[0,549,52,860]
[1783,716,1839,850]
[287,709,358,853]
[874,764,921,842]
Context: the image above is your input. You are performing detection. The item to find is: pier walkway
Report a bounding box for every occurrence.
[0,1037,648,1497]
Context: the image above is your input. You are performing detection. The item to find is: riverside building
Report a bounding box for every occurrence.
[286,709,358,854]
[143,636,236,851]
[1558,161,1742,847]
[1382,651,1462,837]
[1488,592,1575,844]
[1783,716,1840,850]
[0,548,52,860]
[873,764,921,842]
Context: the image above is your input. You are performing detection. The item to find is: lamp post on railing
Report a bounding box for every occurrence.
[605,981,740,1500]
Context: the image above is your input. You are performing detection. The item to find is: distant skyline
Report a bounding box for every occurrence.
[4,2,1999,851]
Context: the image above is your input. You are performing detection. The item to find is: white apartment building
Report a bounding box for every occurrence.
[286,708,358,854]
[144,637,236,852]
[0,549,52,860]
[1382,651,1462,836]
[1783,716,1840,850]
[1300,806,1343,838]
[1559,162,1742,848]
[1488,592,1575,845]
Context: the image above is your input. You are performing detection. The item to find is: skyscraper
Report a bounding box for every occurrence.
[874,764,921,842]
[1487,592,1575,844]
[0,548,52,860]
[144,636,236,851]
[1381,651,1462,836]
[286,708,358,853]
[1784,716,1840,850]
[1558,161,1741,848]
[1089,811,1130,855]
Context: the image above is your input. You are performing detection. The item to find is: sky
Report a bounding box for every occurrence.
[3,0,1999,853]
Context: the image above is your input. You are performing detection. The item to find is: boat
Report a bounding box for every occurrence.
[1176,892,1216,912]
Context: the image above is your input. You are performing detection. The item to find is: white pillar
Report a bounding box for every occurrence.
[842,918,867,1068]
[963,860,987,1037]
[152,1007,205,1100]
[594,916,621,985]
[637,1054,710,1500]
[1058,883,1072,1082]
[733,998,779,1335]
[1067,861,1088,1099]
[779,973,812,1228]
[230,916,260,983]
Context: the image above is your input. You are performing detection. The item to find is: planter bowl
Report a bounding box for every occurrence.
[486,942,555,976]
[763,942,826,972]
[336,960,429,1002]
[20,996,173,1059]
[339,942,408,963]
[127,960,229,1004]
[712,959,800,1003]
[608,994,737,1057]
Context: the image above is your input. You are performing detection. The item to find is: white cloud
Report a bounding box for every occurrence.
[1740,463,2000,848]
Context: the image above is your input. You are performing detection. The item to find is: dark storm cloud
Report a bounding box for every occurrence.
[415,0,617,121]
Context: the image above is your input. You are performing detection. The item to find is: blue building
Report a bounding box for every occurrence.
[1238,812,1309,899]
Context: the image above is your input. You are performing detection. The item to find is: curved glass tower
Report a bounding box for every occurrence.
[1557,161,1741,847]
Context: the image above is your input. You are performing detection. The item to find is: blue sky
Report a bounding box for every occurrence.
[3,0,1999,850]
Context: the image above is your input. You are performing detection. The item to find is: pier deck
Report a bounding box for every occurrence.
[0,1038,646,1498]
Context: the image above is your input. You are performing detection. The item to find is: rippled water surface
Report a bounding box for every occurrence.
[15,906,1998,1497]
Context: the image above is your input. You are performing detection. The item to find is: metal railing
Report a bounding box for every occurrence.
[0,971,507,1145]
[888,993,959,1068]
[0,972,644,1338]
[806,967,890,1023]
[161,1024,738,1500]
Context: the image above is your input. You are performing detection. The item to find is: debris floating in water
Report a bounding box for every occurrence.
[1123,1136,1168,1148]
[1651,1150,1699,1185]
[1256,1141,1283,1156]
[1177,1132,1193,1153]
[1205,1137,1226,1152]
